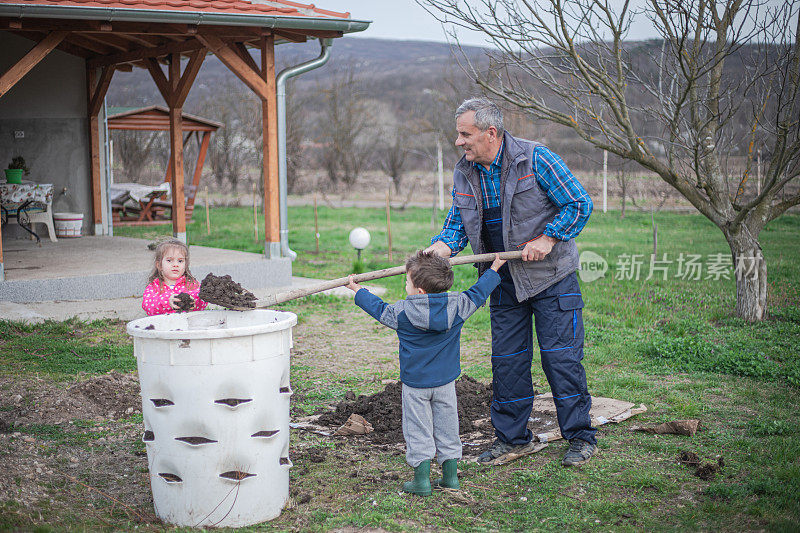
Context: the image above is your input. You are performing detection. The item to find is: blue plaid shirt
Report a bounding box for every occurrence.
[433,143,592,254]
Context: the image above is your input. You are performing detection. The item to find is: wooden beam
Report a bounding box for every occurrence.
[196,33,272,101]
[272,29,307,44]
[88,38,205,69]
[0,30,68,97]
[88,66,115,116]
[86,67,103,230]
[173,49,206,107]
[77,31,133,52]
[169,106,187,238]
[261,33,280,250]
[231,41,261,77]
[146,58,172,105]
[62,33,117,55]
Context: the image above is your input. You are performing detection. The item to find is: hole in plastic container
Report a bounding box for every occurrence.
[175,436,218,446]
[151,398,174,407]
[159,473,182,483]
[215,398,252,407]
[279,386,292,394]
[219,471,256,481]
[251,430,279,438]
[279,457,291,465]
[179,339,190,348]
[142,430,155,442]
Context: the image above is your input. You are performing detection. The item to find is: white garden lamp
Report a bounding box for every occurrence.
[349,227,370,261]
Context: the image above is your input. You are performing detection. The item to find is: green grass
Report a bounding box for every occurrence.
[1,207,798,531]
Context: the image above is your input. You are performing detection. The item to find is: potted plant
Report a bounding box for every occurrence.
[5,156,30,184]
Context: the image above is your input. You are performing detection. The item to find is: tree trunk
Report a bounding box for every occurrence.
[727,228,768,322]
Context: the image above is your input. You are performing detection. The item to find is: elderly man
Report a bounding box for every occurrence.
[425,97,597,466]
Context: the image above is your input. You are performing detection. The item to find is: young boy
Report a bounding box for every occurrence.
[347,251,506,496]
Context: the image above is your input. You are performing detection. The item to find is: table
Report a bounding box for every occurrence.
[110,182,171,222]
[0,181,55,243]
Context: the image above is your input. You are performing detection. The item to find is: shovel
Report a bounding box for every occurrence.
[216,250,523,310]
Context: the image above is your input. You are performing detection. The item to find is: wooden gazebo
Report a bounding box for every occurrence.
[108,106,222,224]
[0,0,369,266]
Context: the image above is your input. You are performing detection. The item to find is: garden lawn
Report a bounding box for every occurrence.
[0,207,796,531]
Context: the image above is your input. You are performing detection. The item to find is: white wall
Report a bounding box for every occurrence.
[0,31,109,237]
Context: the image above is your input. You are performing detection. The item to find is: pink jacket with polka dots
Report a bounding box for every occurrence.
[142,276,208,316]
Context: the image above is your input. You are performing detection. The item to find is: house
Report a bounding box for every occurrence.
[0,0,369,299]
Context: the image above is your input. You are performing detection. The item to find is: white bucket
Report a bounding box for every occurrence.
[53,212,83,238]
[127,309,297,528]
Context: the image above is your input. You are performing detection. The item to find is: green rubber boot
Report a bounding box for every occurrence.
[402,460,432,496]
[434,459,460,490]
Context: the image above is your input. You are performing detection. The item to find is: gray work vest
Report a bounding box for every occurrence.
[452,132,580,301]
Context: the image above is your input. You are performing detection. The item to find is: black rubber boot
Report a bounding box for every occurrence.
[434,458,459,490]
[402,460,432,496]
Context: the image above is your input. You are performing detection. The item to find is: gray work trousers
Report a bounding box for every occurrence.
[402,380,462,468]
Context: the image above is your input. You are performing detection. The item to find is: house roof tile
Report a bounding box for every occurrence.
[2,0,351,20]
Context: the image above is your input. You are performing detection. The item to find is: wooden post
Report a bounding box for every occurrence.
[386,188,393,262]
[168,54,186,242]
[261,34,280,257]
[87,65,114,235]
[314,192,319,255]
[205,186,210,235]
[253,182,258,241]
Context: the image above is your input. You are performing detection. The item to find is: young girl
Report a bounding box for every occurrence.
[142,239,208,316]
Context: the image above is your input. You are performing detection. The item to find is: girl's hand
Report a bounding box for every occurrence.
[346,275,362,292]
[168,294,180,310]
[490,253,507,272]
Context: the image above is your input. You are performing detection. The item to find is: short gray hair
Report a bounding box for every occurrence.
[455,97,504,136]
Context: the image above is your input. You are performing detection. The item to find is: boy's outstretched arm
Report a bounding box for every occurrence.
[352,283,402,331]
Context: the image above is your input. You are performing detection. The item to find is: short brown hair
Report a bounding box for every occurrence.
[406,251,454,294]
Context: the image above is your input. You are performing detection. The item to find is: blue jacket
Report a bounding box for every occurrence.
[354,269,501,388]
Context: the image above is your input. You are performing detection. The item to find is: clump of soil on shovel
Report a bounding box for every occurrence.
[199,273,257,309]
[317,375,493,444]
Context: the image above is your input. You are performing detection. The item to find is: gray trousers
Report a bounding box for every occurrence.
[402,380,462,467]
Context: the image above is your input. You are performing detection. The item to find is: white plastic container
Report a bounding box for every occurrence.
[53,212,83,237]
[127,309,297,528]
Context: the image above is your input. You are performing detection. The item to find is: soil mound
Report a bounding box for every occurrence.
[2,371,141,427]
[317,375,492,444]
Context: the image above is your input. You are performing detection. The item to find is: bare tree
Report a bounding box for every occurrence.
[199,81,258,193]
[419,0,800,322]
[316,65,378,188]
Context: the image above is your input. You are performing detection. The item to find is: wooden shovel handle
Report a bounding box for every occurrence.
[259,250,523,307]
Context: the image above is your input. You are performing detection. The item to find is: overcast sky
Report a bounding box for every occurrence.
[320,0,794,46]
[320,0,663,46]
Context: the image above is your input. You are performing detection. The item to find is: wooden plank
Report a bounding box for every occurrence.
[173,49,206,107]
[0,30,68,97]
[88,66,115,116]
[169,106,187,236]
[146,58,172,105]
[272,29,307,43]
[261,34,280,246]
[196,33,272,101]
[77,31,133,52]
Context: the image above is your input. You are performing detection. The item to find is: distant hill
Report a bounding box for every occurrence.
[107,37,483,110]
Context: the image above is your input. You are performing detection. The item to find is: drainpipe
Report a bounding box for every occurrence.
[276,38,332,260]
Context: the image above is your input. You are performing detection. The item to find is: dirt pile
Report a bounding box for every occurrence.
[317,375,493,444]
[199,273,257,309]
[0,371,141,427]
